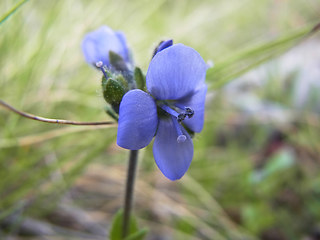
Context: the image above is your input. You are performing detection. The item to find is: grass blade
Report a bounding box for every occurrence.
[208,22,320,90]
[0,0,29,26]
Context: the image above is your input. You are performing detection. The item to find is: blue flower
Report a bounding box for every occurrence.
[82,26,131,67]
[153,39,173,57]
[117,44,207,181]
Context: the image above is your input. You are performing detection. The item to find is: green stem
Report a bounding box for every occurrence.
[122,150,139,238]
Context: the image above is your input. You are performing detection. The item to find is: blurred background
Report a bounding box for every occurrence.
[1,0,320,239]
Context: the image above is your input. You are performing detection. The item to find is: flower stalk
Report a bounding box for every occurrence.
[122,150,139,238]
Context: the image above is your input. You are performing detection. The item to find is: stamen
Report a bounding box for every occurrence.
[171,116,186,143]
[177,113,186,122]
[175,104,194,119]
[185,107,194,118]
[95,61,109,79]
[161,104,193,122]
[160,104,179,118]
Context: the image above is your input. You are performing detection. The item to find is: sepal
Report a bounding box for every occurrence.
[105,105,119,121]
[115,74,129,92]
[134,67,146,91]
[102,77,126,113]
[109,51,129,72]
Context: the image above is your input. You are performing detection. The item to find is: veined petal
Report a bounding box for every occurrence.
[117,90,158,150]
[178,84,207,133]
[146,44,207,100]
[153,119,193,180]
[82,26,129,67]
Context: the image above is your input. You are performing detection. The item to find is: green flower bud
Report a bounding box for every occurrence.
[115,74,129,92]
[102,77,126,109]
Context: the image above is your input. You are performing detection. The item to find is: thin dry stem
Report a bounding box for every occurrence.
[0,100,116,126]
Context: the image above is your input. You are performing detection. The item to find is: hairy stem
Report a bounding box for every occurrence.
[122,150,139,238]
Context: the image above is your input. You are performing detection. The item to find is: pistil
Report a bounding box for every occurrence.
[96,61,109,79]
[171,116,186,143]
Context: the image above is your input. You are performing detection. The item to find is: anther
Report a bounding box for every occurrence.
[174,104,194,119]
[177,113,186,123]
[185,107,194,118]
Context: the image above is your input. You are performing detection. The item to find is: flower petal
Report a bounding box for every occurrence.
[146,44,207,100]
[117,89,158,150]
[154,39,173,56]
[82,26,129,67]
[153,119,193,180]
[178,84,207,133]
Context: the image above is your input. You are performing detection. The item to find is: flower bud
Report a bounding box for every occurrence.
[82,26,131,68]
[102,77,126,113]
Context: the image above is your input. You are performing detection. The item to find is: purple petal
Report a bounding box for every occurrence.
[178,84,207,133]
[155,39,173,55]
[153,119,193,180]
[117,90,158,150]
[146,44,207,100]
[82,26,129,67]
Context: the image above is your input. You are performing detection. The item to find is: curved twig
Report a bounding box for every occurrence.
[0,100,116,126]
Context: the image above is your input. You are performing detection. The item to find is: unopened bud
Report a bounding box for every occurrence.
[102,78,126,112]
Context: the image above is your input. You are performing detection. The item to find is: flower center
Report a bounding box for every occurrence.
[160,104,194,143]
